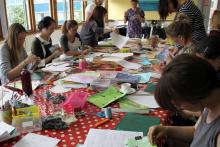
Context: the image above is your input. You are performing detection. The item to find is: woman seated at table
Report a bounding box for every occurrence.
[60,20,90,56]
[209,10,220,38]
[0,23,40,84]
[124,0,145,38]
[31,16,62,64]
[196,36,220,71]
[80,6,116,47]
[148,54,220,147]
[165,13,197,56]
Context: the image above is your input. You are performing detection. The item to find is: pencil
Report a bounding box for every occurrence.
[94,118,110,127]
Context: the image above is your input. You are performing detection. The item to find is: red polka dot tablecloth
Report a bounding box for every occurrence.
[2,86,171,147]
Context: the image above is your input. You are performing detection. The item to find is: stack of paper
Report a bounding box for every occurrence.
[83,129,143,147]
[101,57,142,70]
[0,121,19,142]
[62,71,100,84]
[14,133,60,147]
[41,62,71,72]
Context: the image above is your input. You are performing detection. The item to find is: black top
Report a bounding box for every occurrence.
[31,37,52,59]
[60,33,82,53]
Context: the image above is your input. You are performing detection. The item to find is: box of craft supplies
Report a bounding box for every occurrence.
[12,105,42,133]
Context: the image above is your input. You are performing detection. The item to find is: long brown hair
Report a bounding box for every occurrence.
[61,20,78,35]
[5,23,26,65]
[88,6,107,28]
[211,10,220,30]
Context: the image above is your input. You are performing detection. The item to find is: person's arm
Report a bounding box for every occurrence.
[217,134,220,147]
[91,22,104,35]
[124,10,128,24]
[139,9,145,23]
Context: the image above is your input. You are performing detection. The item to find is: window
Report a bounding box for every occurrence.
[5,0,31,30]
[57,0,70,25]
[73,0,84,22]
[34,0,51,26]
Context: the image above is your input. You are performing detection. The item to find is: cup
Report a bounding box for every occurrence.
[120,83,132,94]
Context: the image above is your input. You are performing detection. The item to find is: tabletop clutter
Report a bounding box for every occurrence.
[0,32,174,147]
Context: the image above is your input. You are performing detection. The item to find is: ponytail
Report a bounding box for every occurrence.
[61,20,78,35]
[61,20,68,34]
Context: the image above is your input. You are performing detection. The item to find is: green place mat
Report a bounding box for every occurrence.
[125,137,157,147]
[115,113,160,136]
[144,83,157,93]
[87,86,125,108]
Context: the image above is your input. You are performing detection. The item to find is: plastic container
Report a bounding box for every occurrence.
[90,79,111,91]
[12,106,42,133]
[60,92,88,112]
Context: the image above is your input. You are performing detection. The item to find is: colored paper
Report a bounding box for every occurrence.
[115,73,141,83]
[119,98,148,110]
[125,137,157,147]
[126,95,160,108]
[83,129,143,147]
[144,83,157,93]
[87,86,125,108]
[63,71,100,84]
[135,72,152,83]
[115,113,160,136]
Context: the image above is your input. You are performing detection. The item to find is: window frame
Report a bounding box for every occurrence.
[3,0,108,34]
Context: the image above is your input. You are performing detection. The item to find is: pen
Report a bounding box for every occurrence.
[94,118,110,127]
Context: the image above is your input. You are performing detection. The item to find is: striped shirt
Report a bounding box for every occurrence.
[175,0,207,42]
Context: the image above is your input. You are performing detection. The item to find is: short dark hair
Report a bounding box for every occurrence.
[89,6,107,28]
[197,36,220,60]
[38,16,56,31]
[155,54,219,111]
[158,0,178,20]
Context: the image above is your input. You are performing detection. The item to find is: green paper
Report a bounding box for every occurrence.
[135,73,152,84]
[87,86,125,108]
[125,137,157,147]
[144,83,156,93]
[119,98,148,109]
[115,113,160,136]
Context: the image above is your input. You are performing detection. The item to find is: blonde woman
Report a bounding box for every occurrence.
[0,23,40,84]
[210,10,220,38]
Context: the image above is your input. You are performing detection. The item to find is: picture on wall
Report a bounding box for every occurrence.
[139,0,159,11]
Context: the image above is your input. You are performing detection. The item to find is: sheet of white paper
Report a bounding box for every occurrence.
[101,56,122,62]
[110,32,129,49]
[117,60,142,70]
[110,53,133,58]
[0,121,15,135]
[127,95,160,108]
[42,62,71,72]
[50,85,71,93]
[13,133,60,147]
[83,129,143,147]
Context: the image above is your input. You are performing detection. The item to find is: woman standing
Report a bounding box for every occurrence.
[80,6,114,47]
[0,23,40,84]
[158,0,206,42]
[124,0,145,38]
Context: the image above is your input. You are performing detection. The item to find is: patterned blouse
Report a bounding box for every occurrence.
[125,8,145,38]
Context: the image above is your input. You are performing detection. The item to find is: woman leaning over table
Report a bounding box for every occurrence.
[0,23,40,84]
[60,20,90,56]
[124,0,145,38]
[148,54,220,147]
[31,16,62,64]
[80,6,116,47]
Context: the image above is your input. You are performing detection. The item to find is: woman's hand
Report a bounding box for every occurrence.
[147,125,168,145]
[52,50,62,58]
[24,55,41,65]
